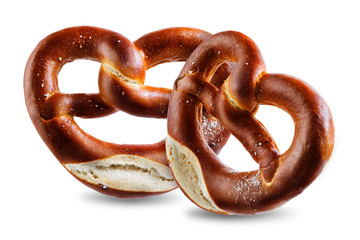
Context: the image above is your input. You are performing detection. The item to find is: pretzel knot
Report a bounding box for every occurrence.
[166,31,335,214]
[24,26,230,198]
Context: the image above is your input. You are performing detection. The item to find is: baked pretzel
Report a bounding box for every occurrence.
[24,26,230,198]
[166,31,335,214]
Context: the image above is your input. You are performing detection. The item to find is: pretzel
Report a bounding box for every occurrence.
[24,26,230,198]
[166,31,335,214]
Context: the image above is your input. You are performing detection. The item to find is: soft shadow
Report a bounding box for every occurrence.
[187,206,293,221]
[81,190,179,206]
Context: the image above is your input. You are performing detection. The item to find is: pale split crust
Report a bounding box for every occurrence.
[65,154,177,193]
[166,135,227,214]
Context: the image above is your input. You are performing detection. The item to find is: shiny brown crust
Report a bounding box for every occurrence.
[167,31,335,214]
[24,26,230,198]
[99,27,215,118]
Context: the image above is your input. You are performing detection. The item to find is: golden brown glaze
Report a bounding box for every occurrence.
[24,26,230,198]
[167,31,334,214]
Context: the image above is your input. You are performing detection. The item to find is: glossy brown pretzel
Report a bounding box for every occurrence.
[24,26,230,198]
[166,31,335,214]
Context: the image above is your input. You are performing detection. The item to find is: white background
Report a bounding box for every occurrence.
[1,0,359,239]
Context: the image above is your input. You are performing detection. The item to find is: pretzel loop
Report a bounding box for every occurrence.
[166,31,334,214]
[98,27,222,118]
[176,31,265,113]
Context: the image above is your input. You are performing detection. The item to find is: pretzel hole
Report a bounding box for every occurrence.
[255,105,294,154]
[145,62,185,89]
[58,60,101,94]
[218,135,259,172]
[75,112,167,144]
